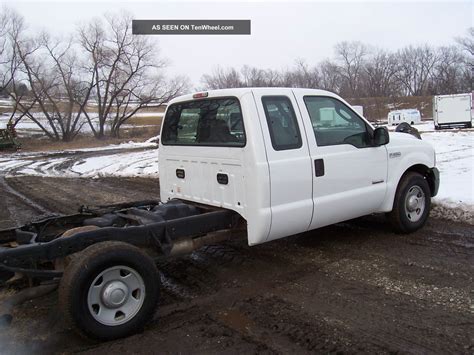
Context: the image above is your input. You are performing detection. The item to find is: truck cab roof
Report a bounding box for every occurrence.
[168,87,341,105]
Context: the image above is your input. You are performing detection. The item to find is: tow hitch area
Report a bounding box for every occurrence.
[0,199,243,339]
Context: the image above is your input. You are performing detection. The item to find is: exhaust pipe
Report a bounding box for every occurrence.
[170,229,246,256]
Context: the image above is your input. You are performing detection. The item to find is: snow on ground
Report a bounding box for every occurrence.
[0,138,159,178]
[0,126,472,221]
[10,149,159,178]
[69,149,158,178]
[422,131,473,208]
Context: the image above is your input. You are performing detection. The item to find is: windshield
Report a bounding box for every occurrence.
[161,97,245,147]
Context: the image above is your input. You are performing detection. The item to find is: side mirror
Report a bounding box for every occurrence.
[373,127,389,146]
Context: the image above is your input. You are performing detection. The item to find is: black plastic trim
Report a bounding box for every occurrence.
[217,173,229,185]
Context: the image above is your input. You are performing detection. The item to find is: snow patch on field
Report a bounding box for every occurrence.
[67,149,159,178]
[0,139,159,178]
[422,131,473,208]
[0,129,472,223]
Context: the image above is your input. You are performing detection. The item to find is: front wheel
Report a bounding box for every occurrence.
[59,241,160,340]
[388,172,431,233]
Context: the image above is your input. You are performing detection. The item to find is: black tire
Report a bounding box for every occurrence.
[388,172,431,234]
[59,241,160,340]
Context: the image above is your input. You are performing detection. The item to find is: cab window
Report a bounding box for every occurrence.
[262,96,302,151]
[161,97,245,146]
[303,96,372,148]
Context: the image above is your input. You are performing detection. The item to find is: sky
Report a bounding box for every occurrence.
[2,0,473,88]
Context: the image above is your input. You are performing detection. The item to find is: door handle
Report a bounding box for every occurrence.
[314,159,325,177]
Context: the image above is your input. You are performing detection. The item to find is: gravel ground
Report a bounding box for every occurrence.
[0,176,472,354]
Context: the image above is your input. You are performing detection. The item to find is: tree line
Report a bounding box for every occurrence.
[0,8,188,141]
[1,7,472,141]
[201,29,473,99]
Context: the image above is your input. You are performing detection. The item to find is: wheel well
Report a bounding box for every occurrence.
[402,164,436,197]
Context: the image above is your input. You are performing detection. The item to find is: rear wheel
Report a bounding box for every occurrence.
[59,241,160,340]
[388,172,431,233]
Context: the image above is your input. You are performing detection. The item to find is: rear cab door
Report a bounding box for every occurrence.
[293,90,388,229]
[252,89,314,242]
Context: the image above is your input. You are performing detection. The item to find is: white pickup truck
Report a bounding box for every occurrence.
[0,88,439,340]
[160,88,439,244]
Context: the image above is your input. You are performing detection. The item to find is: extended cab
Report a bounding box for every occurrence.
[160,88,439,245]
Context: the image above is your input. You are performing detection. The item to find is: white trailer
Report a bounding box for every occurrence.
[352,105,364,116]
[388,109,421,126]
[433,93,472,129]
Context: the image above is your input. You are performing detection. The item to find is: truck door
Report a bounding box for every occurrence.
[294,92,388,229]
[253,89,313,242]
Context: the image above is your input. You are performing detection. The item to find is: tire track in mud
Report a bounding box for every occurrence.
[157,244,248,305]
[0,176,55,228]
[219,295,385,354]
[4,176,159,217]
[0,176,52,215]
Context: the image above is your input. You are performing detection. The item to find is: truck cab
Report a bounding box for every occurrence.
[159,88,439,245]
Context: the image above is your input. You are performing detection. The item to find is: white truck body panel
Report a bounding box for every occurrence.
[433,93,472,127]
[293,90,387,230]
[388,109,421,126]
[159,88,436,246]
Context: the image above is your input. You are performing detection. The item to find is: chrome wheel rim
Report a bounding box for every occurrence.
[87,266,145,326]
[404,185,426,223]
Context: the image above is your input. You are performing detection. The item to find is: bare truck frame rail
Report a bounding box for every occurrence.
[0,199,241,281]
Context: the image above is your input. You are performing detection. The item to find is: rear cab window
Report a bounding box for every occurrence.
[262,96,302,151]
[161,97,245,147]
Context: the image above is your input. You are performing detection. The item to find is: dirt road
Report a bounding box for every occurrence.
[0,176,473,354]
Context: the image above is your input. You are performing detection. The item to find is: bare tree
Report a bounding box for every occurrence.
[0,8,91,140]
[201,66,242,89]
[0,8,31,127]
[455,27,474,57]
[364,49,399,97]
[429,46,466,94]
[334,41,368,97]
[78,12,186,138]
[280,59,320,88]
[395,45,438,96]
[241,65,270,87]
[455,27,473,91]
[13,31,93,141]
[318,59,341,93]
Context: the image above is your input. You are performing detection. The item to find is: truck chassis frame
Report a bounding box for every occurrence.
[0,199,241,281]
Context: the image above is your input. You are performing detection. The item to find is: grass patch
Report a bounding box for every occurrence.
[17,131,156,152]
[126,115,163,126]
